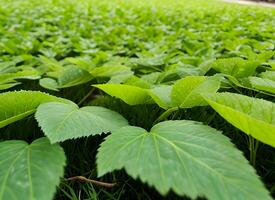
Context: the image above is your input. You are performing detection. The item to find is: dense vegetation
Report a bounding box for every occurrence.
[0,0,275,199]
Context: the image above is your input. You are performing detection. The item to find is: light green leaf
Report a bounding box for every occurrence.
[260,71,275,81]
[148,85,172,109]
[0,91,71,128]
[97,120,271,200]
[204,92,275,147]
[39,78,59,91]
[40,66,93,91]
[249,77,275,94]
[93,84,152,105]
[94,83,172,109]
[0,137,66,200]
[171,76,220,108]
[210,58,260,78]
[90,66,133,78]
[0,70,41,84]
[65,57,95,71]
[35,102,128,143]
[0,82,21,90]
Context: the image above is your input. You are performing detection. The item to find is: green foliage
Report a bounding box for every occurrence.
[0,90,70,128]
[171,76,221,108]
[0,0,274,199]
[204,92,275,148]
[94,84,152,105]
[209,58,261,78]
[249,77,275,94]
[0,137,66,200]
[97,120,271,200]
[35,102,128,143]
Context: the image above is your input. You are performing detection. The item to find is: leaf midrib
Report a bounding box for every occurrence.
[0,146,28,200]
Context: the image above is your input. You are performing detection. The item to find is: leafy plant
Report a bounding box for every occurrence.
[0,0,274,199]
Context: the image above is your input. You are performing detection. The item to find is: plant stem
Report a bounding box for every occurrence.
[249,135,259,167]
[66,176,117,188]
[153,107,179,125]
[77,88,95,106]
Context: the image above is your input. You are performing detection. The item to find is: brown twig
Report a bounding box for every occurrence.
[65,176,117,188]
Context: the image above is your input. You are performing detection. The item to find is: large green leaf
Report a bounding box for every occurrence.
[35,102,128,143]
[204,92,275,147]
[97,120,271,200]
[0,91,71,128]
[0,137,66,200]
[171,76,220,108]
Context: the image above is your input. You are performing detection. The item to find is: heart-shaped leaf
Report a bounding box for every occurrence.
[35,102,128,143]
[204,92,275,147]
[97,120,271,200]
[0,137,66,200]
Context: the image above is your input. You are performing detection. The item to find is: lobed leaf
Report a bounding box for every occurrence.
[97,120,271,200]
[0,137,66,200]
[35,102,129,143]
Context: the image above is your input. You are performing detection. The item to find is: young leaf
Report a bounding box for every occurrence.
[0,137,66,200]
[171,76,220,108]
[0,90,71,128]
[204,92,275,147]
[97,120,271,200]
[35,102,128,143]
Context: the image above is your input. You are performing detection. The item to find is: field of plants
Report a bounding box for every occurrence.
[0,0,275,199]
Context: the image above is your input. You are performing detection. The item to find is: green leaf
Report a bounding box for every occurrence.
[260,71,275,81]
[249,77,275,94]
[210,58,260,78]
[204,92,275,147]
[93,84,153,105]
[0,137,66,200]
[90,66,133,78]
[40,66,93,91]
[94,83,173,109]
[0,91,71,128]
[0,82,21,90]
[171,76,220,108]
[97,120,271,200]
[35,102,128,143]
[0,70,41,84]
[148,85,172,109]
